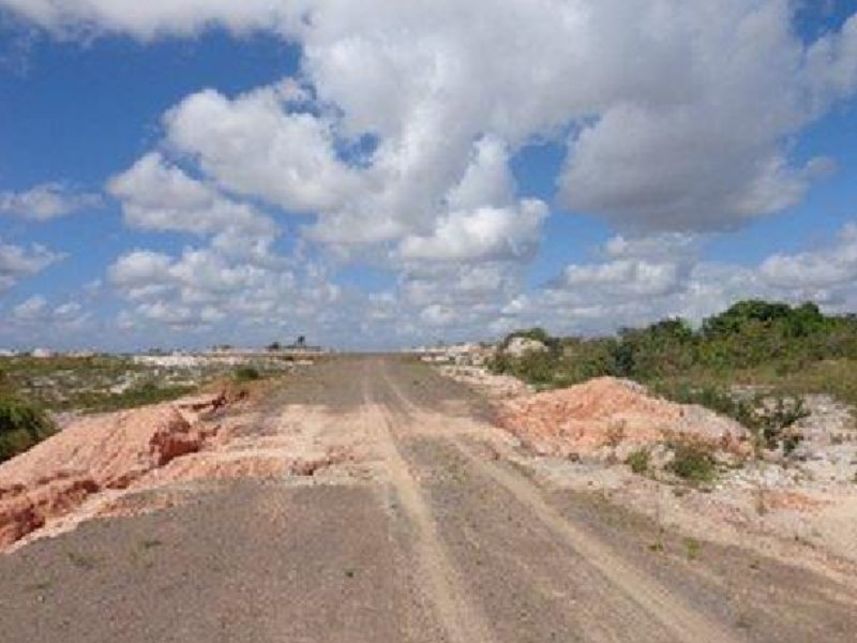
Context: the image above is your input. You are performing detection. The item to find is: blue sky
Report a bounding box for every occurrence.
[0,1,856,350]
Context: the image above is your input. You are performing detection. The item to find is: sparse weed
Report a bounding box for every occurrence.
[26,580,52,592]
[754,488,768,516]
[684,537,701,560]
[735,613,753,630]
[626,448,650,475]
[140,538,163,550]
[648,540,665,553]
[233,367,261,382]
[667,442,717,485]
[66,551,97,570]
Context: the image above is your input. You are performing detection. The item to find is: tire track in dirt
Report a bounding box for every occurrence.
[379,363,739,643]
[361,378,496,643]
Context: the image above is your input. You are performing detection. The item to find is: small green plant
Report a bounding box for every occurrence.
[684,537,701,561]
[140,538,163,550]
[233,366,261,382]
[735,613,753,630]
[66,551,97,570]
[667,442,717,484]
[26,580,53,592]
[626,448,650,475]
[648,540,665,553]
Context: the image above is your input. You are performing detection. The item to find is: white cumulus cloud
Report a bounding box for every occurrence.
[4,1,857,344]
[0,183,101,221]
[0,239,63,293]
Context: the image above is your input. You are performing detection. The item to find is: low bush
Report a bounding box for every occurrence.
[666,442,717,484]
[752,396,809,453]
[233,366,262,382]
[626,448,650,475]
[0,396,56,462]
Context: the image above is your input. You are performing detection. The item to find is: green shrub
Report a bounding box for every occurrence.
[0,396,56,462]
[684,537,701,561]
[233,366,262,382]
[753,396,809,452]
[667,442,717,484]
[494,301,857,390]
[626,448,650,475]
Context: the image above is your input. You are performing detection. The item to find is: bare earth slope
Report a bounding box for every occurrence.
[0,356,855,642]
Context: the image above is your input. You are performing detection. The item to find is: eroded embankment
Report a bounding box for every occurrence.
[0,386,358,551]
[0,394,231,549]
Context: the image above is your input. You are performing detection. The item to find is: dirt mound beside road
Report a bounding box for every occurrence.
[0,396,225,549]
[497,377,751,458]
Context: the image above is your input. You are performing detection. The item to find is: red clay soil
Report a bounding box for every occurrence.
[497,377,751,458]
[0,397,224,549]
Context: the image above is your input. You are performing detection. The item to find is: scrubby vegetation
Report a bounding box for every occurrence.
[666,442,717,484]
[626,448,651,475]
[0,352,302,461]
[491,300,857,442]
[233,366,262,382]
[0,396,55,463]
[0,354,290,414]
[0,355,197,412]
[71,380,197,413]
[652,383,809,455]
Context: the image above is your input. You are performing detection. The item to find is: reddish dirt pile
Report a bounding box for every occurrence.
[497,377,751,458]
[0,397,224,549]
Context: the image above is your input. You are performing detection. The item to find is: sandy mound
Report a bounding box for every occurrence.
[0,398,223,549]
[497,377,751,458]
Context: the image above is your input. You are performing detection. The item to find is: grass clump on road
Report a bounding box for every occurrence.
[0,396,56,463]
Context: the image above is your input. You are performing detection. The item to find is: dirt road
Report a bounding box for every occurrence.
[1,356,855,642]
